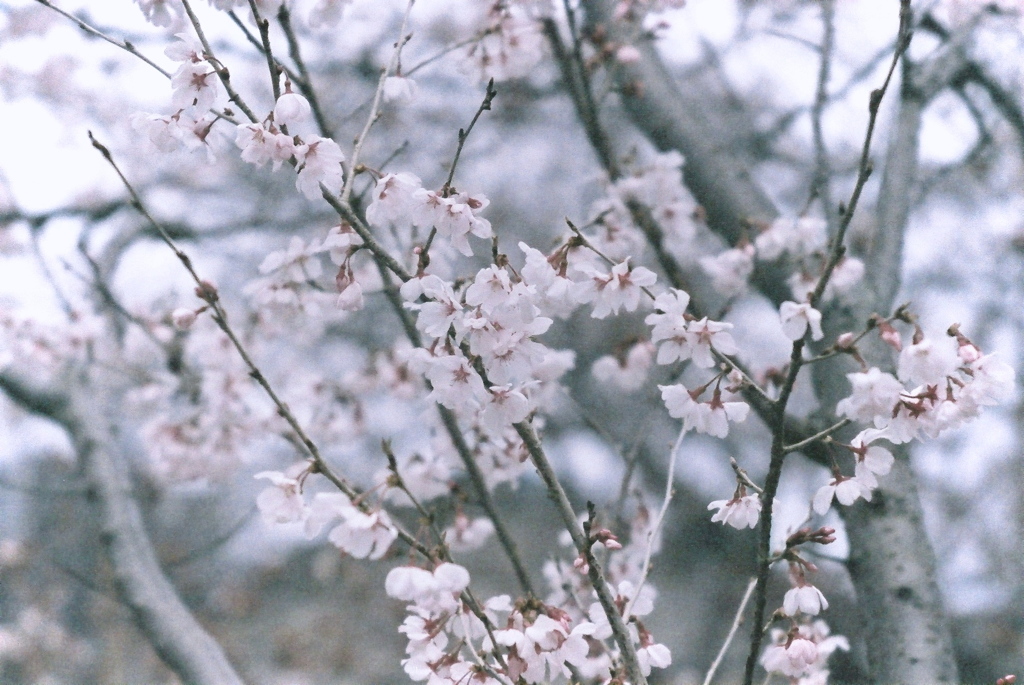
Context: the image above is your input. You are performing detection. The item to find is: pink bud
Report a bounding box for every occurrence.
[877,321,902,352]
[171,308,196,330]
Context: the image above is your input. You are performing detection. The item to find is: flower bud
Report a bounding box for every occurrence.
[171,308,197,330]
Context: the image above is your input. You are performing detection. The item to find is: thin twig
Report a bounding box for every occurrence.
[703,577,758,685]
[443,79,498,194]
[33,0,171,78]
[437,406,536,596]
[277,4,333,138]
[623,425,685,620]
[86,133,445,562]
[341,0,415,203]
[784,419,850,454]
[246,0,281,101]
[810,0,836,227]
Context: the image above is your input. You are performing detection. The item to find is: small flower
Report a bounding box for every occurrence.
[812,475,873,515]
[898,335,960,386]
[835,367,904,428]
[575,259,657,319]
[274,90,312,127]
[700,244,754,297]
[779,301,824,341]
[783,584,829,617]
[708,493,761,529]
[254,468,308,524]
[762,637,818,678]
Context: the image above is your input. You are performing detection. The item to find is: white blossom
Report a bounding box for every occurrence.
[783,585,829,616]
[779,301,824,341]
[294,135,345,200]
[708,493,761,529]
[813,476,873,515]
[575,259,657,319]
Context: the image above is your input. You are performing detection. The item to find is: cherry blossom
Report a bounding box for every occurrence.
[708,493,761,529]
[480,384,532,432]
[762,637,819,678]
[519,242,578,317]
[273,89,312,128]
[755,216,826,260]
[779,301,824,341]
[308,0,352,28]
[236,122,295,169]
[591,341,654,392]
[294,135,345,200]
[849,430,894,488]
[660,385,750,438]
[307,493,397,560]
[381,450,452,505]
[783,584,829,617]
[637,641,672,676]
[135,0,180,26]
[422,353,489,415]
[835,367,904,428]
[412,188,493,256]
[366,172,423,228]
[463,6,545,82]
[813,475,873,515]
[382,75,418,104]
[686,317,739,368]
[385,563,470,614]
[445,513,495,552]
[254,467,308,525]
[898,335,960,386]
[170,307,197,330]
[575,259,657,319]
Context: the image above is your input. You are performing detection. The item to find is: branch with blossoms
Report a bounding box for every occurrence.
[11,2,1022,685]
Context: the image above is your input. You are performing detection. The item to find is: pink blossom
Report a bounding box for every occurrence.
[445,513,495,552]
[382,75,418,104]
[254,467,308,525]
[686,317,739,368]
[365,172,423,228]
[762,637,819,677]
[171,308,197,330]
[575,259,657,319]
